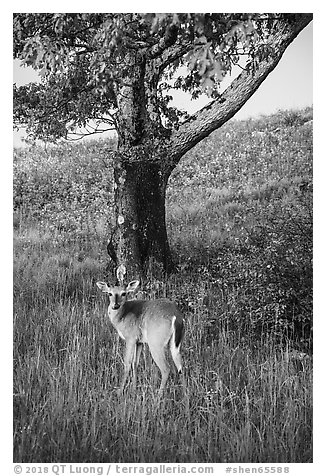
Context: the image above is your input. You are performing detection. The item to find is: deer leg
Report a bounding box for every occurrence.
[131,342,143,391]
[118,340,136,396]
[148,342,170,395]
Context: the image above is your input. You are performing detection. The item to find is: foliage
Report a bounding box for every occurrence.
[14,139,115,238]
[13,13,297,140]
[167,107,313,344]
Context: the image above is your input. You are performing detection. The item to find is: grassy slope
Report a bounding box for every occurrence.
[13,108,313,463]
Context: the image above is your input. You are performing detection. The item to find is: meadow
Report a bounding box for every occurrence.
[13,108,313,463]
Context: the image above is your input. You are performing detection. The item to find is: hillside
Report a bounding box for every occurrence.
[13,107,313,463]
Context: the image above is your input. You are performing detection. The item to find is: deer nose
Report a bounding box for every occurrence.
[112,295,120,310]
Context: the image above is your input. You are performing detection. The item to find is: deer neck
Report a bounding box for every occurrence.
[108,305,125,326]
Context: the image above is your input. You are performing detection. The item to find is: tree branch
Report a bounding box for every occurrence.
[166,14,313,165]
[67,125,116,141]
[158,41,192,72]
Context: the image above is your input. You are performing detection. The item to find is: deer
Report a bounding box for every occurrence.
[96,279,185,396]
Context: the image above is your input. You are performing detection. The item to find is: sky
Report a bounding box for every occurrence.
[13,19,313,147]
[170,21,313,118]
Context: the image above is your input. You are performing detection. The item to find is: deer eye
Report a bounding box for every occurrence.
[108,292,113,296]
[121,292,126,297]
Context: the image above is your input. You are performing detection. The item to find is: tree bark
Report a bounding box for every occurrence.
[108,154,174,280]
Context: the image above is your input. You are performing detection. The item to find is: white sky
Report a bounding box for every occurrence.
[170,22,313,118]
[13,20,313,147]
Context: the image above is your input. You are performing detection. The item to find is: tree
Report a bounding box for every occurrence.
[13,13,312,280]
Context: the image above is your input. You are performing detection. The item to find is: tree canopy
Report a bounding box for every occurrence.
[13,13,312,143]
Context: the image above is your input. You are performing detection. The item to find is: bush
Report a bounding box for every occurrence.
[168,107,312,345]
[13,140,115,238]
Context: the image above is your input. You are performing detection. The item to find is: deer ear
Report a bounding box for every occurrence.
[96,281,111,293]
[126,280,140,293]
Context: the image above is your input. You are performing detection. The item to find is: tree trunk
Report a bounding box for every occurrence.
[108,154,174,280]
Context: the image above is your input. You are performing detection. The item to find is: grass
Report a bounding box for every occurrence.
[13,108,313,463]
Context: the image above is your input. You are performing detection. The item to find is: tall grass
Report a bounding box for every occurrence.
[13,109,313,462]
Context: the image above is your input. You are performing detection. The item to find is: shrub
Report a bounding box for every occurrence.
[13,140,115,238]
